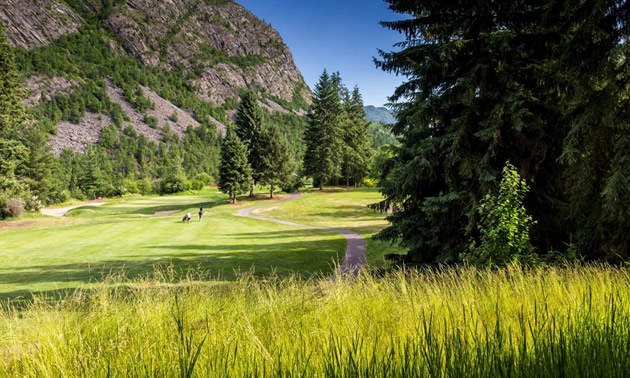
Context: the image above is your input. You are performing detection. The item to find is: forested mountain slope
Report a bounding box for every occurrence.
[0,0,310,153]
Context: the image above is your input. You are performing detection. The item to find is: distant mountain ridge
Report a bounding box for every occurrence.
[364,105,396,125]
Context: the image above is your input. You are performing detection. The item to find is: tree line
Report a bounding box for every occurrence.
[218,71,374,202]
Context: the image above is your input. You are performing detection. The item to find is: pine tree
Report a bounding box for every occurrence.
[235,91,265,197]
[78,146,105,200]
[341,86,372,187]
[304,69,343,190]
[258,124,294,199]
[218,129,252,204]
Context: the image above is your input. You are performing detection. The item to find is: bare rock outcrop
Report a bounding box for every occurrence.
[0,0,84,49]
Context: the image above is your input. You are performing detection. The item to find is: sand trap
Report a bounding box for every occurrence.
[41,202,106,217]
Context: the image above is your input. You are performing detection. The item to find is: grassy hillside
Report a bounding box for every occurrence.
[2,265,629,376]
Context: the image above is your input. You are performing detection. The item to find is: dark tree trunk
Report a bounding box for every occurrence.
[249,182,254,197]
[270,184,274,199]
[231,191,236,204]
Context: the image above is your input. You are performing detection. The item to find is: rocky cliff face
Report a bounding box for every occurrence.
[0,0,310,153]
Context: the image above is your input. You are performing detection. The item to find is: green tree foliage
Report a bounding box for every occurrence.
[235,91,265,196]
[375,0,630,263]
[258,123,295,198]
[462,163,536,267]
[340,86,372,187]
[304,70,343,190]
[0,23,56,212]
[78,146,106,199]
[368,121,399,149]
[100,124,117,149]
[218,130,252,204]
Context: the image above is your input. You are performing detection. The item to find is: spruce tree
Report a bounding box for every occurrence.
[341,86,372,187]
[258,124,294,199]
[218,129,252,204]
[304,70,343,190]
[373,0,574,263]
[235,91,265,197]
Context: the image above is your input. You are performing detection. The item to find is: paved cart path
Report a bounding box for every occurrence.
[236,193,366,275]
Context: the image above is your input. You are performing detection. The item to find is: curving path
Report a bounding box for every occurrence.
[236,193,366,275]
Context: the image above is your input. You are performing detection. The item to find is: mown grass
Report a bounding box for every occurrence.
[256,188,406,265]
[2,265,629,376]
[0,188,402,300]
[0,189,346,299]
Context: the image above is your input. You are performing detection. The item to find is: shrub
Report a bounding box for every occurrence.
[51,190,71,204]
[194,172,213,186]
[121,178,139,194]
[1,198,24,219]
[170,110,179,123]
[360,177,377,188]
[25,196,42,212]
[189,179,204,191]
[143,114,158,129]
[280,174,304,193]
[138,178,153,195]
[462,162,537,267]
[160,174,188,194]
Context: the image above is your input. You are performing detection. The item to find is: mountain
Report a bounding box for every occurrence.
[364,105,395,125]
[0,0,311,154]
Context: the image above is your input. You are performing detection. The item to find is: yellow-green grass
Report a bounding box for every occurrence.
[255,188,405,265]
[0,188,401,300]
[1,265,629,376]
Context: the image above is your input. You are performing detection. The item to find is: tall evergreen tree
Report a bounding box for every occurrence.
[373,0,578,263]
[258,124,294,199]
[78,146,105,200]
[218,129,252,204]
[304,69,343,190]
[235,91,265,197]
[341,86,372,187]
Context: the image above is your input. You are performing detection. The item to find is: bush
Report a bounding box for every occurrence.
[360,178,377,188]
[143,114,158,129]
[51,190,71,204]
[194,172,213,186]
[138,178,153,195]
[25,196,42,212]
[189,179,204,191]
[1,198,24,219]
[160,174,188,194]
[121,178,139,194]
[280,174,304,193]
[462,162,537,267]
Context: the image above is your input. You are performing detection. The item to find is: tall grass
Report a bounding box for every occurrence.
[2,265,630,377]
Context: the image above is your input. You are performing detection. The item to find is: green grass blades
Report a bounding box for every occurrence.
[1,265,629,376]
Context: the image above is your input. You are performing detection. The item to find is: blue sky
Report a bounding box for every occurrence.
[237,0,405,107]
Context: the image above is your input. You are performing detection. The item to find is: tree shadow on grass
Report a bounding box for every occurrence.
[0,234,345,302]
